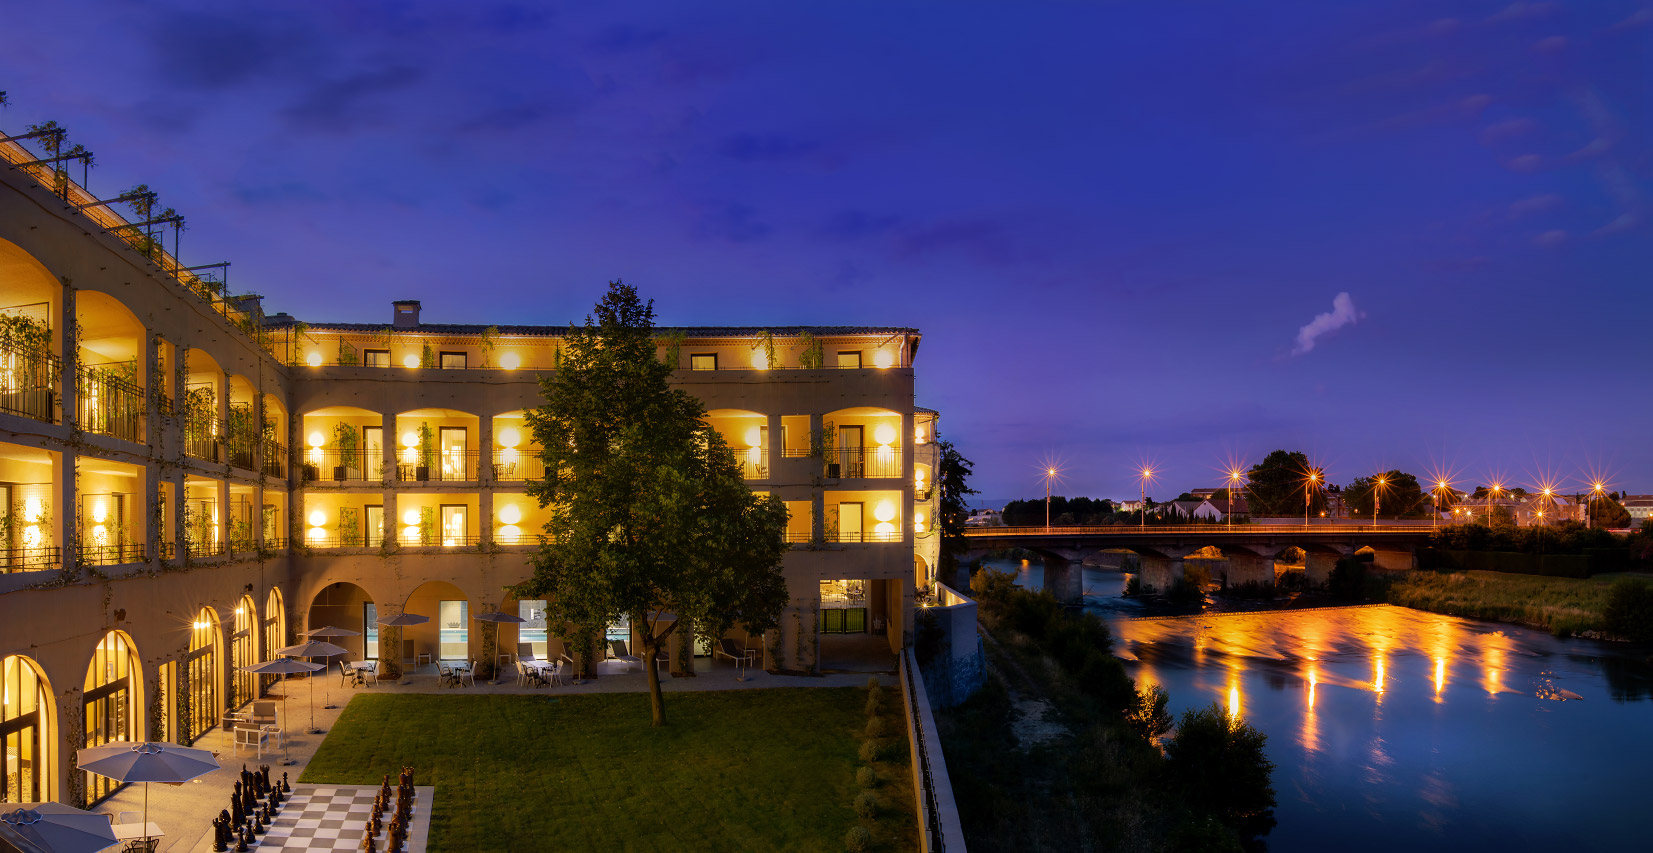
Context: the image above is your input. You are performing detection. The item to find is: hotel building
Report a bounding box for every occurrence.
[0,129,941,806]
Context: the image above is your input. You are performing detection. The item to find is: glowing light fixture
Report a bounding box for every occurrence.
[498,504,521,525]
[306,527,326,543]
[24,498,43,523]
[308,431,325,449]
[92,502,107,524]
[873,350,894,369]
[498,524,521,544]
[401,431,418,448]
[306,351,323,367]
[874,501,895,523]
[307,509,326,527]
[402,509,420,526]
[915,425,927,444]
[874,423,897,446]
[402,354,419,368]
[500,352,521,370]
[498,427,521,448]
[744,426,763,448]
[751,348,769,369]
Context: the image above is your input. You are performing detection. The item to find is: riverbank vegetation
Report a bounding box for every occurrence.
[934,569,1274,851]
[1382,570,1651,637]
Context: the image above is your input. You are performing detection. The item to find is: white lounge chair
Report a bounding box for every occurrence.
[609,640,642,672]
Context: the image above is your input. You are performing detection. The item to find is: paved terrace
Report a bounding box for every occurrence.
[94,637,896,852]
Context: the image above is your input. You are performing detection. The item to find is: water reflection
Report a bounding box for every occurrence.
[1109,604,1653,851]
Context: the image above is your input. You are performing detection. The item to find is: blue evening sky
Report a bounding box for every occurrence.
[3,1,1648,501]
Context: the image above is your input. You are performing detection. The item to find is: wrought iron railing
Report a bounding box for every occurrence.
[183,418,221,462]
[492,449,545,481]
[831,529,903,543]
[262,439,287,478]
[78,544,146,566]
[829,446,902,479]
[225,430,257,470]
[183,539,226,558]
[731,447,768,480]
[76,366,143,442]
[783,531,814,543]
[0,546,60,572]
[394,450,478,482]
[299,448,384,483]
[0,344,59,422]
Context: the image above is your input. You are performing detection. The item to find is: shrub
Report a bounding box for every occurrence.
[856,766,878,789]
[853,790,880,820]
[865,691,883,716]
[858,739,883,763]
[1327,557,1367,600]
[1604,579,1653,643]
[865,676,880,692]
[865,716,888,738]
[844,825,872,852]
[1164,703,1276,842]
[1123,574,1142,596]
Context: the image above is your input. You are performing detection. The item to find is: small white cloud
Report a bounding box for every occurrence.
[1292,292,1363,356]
[1535,229,1568,247]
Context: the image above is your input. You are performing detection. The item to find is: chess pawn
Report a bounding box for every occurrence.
[282,771,291,793]
[252,809,266,835]
[234,827,250,852]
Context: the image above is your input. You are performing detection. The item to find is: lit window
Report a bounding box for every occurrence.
[364,349,391,368]
[439,352,467,369]
[836,351,862,368]
[689,353,717,371]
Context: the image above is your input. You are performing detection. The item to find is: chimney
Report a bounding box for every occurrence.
[392,300,421,329]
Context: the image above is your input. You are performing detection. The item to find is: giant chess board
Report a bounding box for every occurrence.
[256,784,433,852]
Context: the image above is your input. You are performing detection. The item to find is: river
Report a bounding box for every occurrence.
[988,557,1653,850]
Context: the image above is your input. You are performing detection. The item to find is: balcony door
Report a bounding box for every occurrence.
[363,426,384,480]
[441,505,467,546]
[839,426,863,478]
[365,505,384,548]
[439,428,468,481]
[838,502,863,543]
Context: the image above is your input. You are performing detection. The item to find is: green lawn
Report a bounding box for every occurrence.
[301,688,915,852]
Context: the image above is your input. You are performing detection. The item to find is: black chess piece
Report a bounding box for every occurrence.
[231,788,244,827]
[260,764,272,793]
[252,809,265,836]
[234,826,250,852]
[282,771,291,793]
[213,810,230,852]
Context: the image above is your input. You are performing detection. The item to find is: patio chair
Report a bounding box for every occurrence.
[437,661,458,688]
[251,700,278,728]
[653,644,671,674]
[609,640,642,672]
[233,723,270,759]
[358,662,378,687]
[459,659,477,687]
[340,660,359,688]
[514,660,535,687]
[715,638,745,669]
[544,659,564,687]
[515,642,537,662]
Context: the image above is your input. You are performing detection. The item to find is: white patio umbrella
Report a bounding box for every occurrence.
[277,640,349,732]
[0,803,119,853]
[304,626,363,704]
[376,613,430,684]
[76,741,219,848]
[474,611,527,682]
[238,658,325,763]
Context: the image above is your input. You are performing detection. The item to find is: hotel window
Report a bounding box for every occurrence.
[364,349,391,368]
[689,353,717,371]
[837,350,862,368]
[365,505,384,547]
[519,599,548,658]
[439,351,467,369]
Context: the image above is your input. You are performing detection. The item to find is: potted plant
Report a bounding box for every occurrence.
[332,422,360,481]
[812,421,839,478]
[416,422,435,481]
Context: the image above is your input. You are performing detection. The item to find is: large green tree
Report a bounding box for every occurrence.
[512,281,790,726]
[934,437,977,585]
[1588,493,1631,528]
[1344,470,1428,520]
[1244,450,1324,518]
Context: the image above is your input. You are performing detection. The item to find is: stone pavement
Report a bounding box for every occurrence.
[91,654,895,851]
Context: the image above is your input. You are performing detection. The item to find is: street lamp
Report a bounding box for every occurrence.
[1139,467,1155,530]
[1486,482,1502,526]
[1304,469,1320,528]
[1434,479,1450,528]
[1227,468,1245,530]
[1373,475,1388,526]
[1587,481,1606,529]
[1044,466,1057,532]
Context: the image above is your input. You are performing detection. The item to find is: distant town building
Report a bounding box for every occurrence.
[965,507,1004,527]
[1624,495,1653,524]
[1114,499,1143,513]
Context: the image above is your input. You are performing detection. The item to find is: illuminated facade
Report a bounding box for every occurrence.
[0,131,937,804]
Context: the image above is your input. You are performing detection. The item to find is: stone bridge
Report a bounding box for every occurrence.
[960,524,1435,602]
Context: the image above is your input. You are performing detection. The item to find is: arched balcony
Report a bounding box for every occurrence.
[0,238,62,424]
[183,349,225,463]
[706,409,768,481]
[822,407,904,480]
[75,291,145,444]
[395,409,479,484]
[300,406,384,484]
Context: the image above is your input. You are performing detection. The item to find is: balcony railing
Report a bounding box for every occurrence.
[262,439,288,478]
[226,433,257,471]
[783,531,814,543]
[299,449,385,483]
[394,450,478,483]
[78,543,146,566]
[183,539,226,558]
[827,446,902,479]
[184,419,222,462]
[492,448,545,481]
[0,546,61,573]
[0,345,59,422]
[830,529,904,543]
[732,447,768,480]
[76,366,144,443]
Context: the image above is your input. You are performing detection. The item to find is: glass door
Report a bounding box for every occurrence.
[441,505,468,546]
[363,426,384,480]
[439,427,468,481]
[837,502,863,543]
[438,600,468,661]
[365,505,384,547]
[840,426,863,477]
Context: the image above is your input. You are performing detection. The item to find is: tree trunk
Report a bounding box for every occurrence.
[644,635,666,727]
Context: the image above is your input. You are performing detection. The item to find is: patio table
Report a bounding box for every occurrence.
[112,821,164,841]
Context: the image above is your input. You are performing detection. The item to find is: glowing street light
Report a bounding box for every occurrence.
[1139,466,1156,530]
[1226,467,1246,530]
[1486,482,1503,526]
[1373,475,1389,525]
[1044,466,1058,532]
[1586,480,1607,529]
[1303,468,1321,528]
[1433,478,1451,528]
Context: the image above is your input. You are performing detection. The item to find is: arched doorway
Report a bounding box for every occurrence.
[180,608,221,744]
[2,654,53,803]
[83,631,140,802]
[230,595,257,710]
[262,588,286,693]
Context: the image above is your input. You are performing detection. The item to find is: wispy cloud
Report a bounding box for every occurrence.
[1292,292,1363,356]
[1509,194,1562,217]
[1535,229,1568,247]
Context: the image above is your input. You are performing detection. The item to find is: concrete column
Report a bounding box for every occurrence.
[145,462,161,566]
[1042,555,1083,604]
[54,449,76,577]
[477,414,494,486]
[1227,553,1275,587]
[143,331,159,445]
[1305,551,1341,587]
[59,283,76,431]
[765,413,780,480]
[1139,556,1184,594]
[479,489,494,546]
[382,410,399,485]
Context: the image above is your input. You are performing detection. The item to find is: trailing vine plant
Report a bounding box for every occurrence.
[797,331,824,369]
